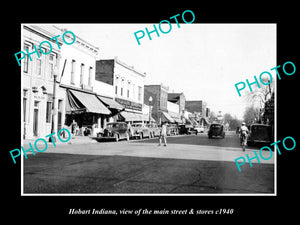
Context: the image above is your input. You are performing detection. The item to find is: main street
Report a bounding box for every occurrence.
[23,131,275,194]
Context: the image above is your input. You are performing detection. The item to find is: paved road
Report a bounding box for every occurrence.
[135,131,260,149]
[23,132,275,194]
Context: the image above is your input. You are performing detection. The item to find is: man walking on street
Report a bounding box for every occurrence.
[159,122,167,147]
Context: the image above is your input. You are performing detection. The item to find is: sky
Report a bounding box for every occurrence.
[56,23,276,120]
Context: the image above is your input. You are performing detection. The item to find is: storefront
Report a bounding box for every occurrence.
[114,97,150,123]
[65,88,111,135]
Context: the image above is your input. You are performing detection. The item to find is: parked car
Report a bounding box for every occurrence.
[178,124,197,135]
[247,124,272,146]
[193,125,204,133]
[146,123,160,138]
[131,123,150,139]
[167,124,179,136]
[97,122,129,142]
[208,123,225,139]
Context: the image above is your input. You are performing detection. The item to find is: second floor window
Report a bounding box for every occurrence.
[138,86,142,101]
[36,58,42,75]
[88,66,93,86]
[23,44,30,73]
[80,63,85,85]
[71,60,76,84]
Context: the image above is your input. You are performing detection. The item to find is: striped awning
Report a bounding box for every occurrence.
[161,111,175,123]
[66,89,111,115]
[97,96,124,111]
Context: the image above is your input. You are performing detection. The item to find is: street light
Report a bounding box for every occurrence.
[49,66,58,142]
[149,96,153,124]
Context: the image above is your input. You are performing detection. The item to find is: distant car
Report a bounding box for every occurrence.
[167,124,178,136]
[208,123,225,139]
[131,123,150,139]
[146,123,160,138]
[178,124,197,135]
[97,122,129,142]
[247,124,272,146]
[193,126,204,133]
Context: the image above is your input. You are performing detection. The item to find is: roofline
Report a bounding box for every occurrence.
[114,57,146,77]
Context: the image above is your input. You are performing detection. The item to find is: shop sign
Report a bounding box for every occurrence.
[33,94,45,100]
[115,97,142,111]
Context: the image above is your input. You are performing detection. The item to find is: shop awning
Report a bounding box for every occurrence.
[161,111,175,123]
[172,118,182,123]
[189,117,198,126]
[67,89,111,115]
[120,111,144,121]
[97,96,124,111]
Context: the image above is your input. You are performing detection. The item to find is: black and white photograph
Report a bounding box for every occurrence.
[4,4,297,222]
[20,23,276,195]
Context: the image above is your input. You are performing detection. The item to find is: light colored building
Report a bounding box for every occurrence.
[22,25,63,139]
[96,57,147,123]
[167,101,181,123]
[56,27,118,135]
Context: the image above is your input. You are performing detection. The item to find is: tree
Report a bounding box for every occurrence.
[223,113,241,130]
[208,111,217,123]
[244,77,274,109]
[243,105,260,124]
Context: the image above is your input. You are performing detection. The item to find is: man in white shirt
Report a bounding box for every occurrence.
[159,122,168,147]
[239,122,249,146]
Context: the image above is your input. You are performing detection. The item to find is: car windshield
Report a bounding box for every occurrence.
[211,124,222,128]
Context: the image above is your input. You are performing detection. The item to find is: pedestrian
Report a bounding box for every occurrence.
[159,122,167,147]
[71,119,77,138]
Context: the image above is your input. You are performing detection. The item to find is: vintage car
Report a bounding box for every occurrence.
[208,123,225,139]
[97,122,129,142]
[178,124,197,135]
[146,123,160,138]
[193,125,204,133]
[247,124,272,146]
[167,124,179,136]
[131,123,150,139]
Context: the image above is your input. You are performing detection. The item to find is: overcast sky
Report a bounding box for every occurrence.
[56,23,276,120]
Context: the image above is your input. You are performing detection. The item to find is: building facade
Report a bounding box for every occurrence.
[22,25,63,139]
[185,100,209,126]
[96,57,147,123]
[57,27,119,135]
[144,84,178,125]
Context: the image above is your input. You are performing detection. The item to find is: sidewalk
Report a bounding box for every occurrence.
[22,135,98,147]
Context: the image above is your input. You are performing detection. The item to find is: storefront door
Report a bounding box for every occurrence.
[33,101,39,136]
[57,99,63,132]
